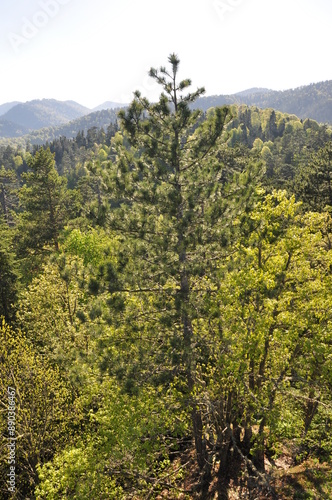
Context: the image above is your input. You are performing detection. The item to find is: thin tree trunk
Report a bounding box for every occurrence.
[1,184,9,226]
[217,426,232,500]
[303,388,319,437]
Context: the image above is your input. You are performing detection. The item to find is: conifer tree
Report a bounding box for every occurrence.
[105,54,256,484]
[17,147,78,255]
[294,142,332,210]
[0,166,19,228]
[0,217,18,322]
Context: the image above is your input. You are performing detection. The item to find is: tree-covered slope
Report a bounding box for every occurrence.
[0,119,30,138]
[195,80,332,123]
[0,108,120,146]
[1,79,332,143]
[0,101,20,116]
[225,104,332,192]
[0,99,90,134]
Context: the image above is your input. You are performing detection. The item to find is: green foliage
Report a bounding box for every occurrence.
[0,218,18,322]
[293,142,332,210]
[0,320,74,498]
[15,147,80,280]
[1,58,332,499]
[16,256,89,379]
[208,192,332,467]
[62,227,118,267]
[36,380,189,499]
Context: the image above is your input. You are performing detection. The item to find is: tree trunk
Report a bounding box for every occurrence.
[1,184,9,226]
[254,418,266,471]
[303,388,319,437]
[217,426,232,500]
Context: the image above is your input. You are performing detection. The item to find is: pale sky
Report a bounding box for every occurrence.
[1,0,331,109]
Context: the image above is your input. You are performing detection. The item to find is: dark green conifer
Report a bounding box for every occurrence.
[106,54,255,480]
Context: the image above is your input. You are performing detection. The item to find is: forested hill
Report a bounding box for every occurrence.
[1,80,332,143]
[1,104,330,200]
[0,99,90,134]
[0,100,125,139]
[0,108,119,146]
[195,80,332,123]
[0,101,20,116]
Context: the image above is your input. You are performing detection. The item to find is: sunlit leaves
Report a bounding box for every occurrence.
[0,320,73,497]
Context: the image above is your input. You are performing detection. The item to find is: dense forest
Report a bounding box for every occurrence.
[0,55,332,499]
[195,80,332,124]
[0,108,120,146]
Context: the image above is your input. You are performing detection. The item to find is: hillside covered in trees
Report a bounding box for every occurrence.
[2,80,332,146]
[0,56,332,499]
[0,109,118,149]
[195,80,332,124]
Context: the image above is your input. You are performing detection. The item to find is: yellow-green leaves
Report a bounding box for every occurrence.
[212,191,332,455]
[0,321,73,497]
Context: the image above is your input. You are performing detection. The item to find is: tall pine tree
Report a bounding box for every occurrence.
[104,54,256,488]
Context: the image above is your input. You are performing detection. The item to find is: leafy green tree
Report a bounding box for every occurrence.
[0,320,74,499]
[204,192,332,489]
[16,256,88,378]
[16,227,121,383]
[35,379,188,499]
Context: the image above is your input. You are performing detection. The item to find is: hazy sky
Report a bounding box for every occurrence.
[1,0,331,108]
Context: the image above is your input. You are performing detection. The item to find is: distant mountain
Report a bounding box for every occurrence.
[0,99,91,134]
[195,80,332,123]
[2,80,332,143]
[0,108,119,146]
[234,87,271,97]
[0,119,29,138]
[92,101,128,112]
[0,101,21,116]
[237,81,332,123]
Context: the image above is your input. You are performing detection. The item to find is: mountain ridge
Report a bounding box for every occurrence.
[194,80,332,123]
[0,101,21,116]
[234,87,271,97]
[92,101,128,112]
[0,108,119,146]
[1,79,332,141]
[0,99,90,132]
